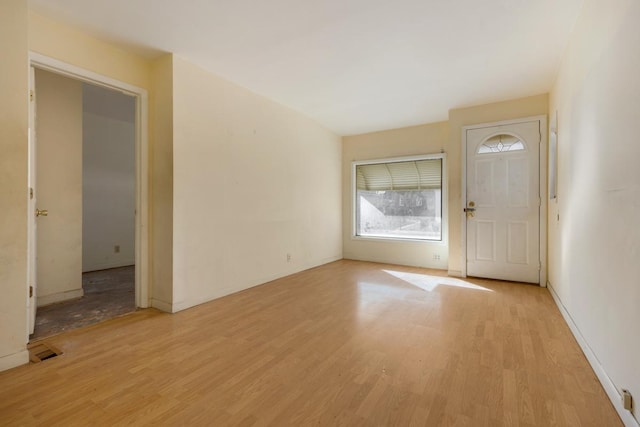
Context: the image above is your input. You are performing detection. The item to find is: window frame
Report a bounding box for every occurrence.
[351,153,447,243]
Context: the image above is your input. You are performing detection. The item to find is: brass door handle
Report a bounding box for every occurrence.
[464,200,476,217]
[36,209,48,217]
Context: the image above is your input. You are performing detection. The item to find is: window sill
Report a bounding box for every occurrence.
[351,235,446,245]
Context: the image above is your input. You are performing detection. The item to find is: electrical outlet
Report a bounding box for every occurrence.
[433,254,441,260]
[114,245,120,254]
[287,253,291,262]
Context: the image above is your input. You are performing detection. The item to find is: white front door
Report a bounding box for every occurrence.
[465,120,541,283]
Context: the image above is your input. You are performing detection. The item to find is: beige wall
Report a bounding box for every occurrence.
[83,84,136,272]
[447,94,548,276]
[171,55,342,311]
[149,55,174,310]
[35,69,84,306]
[6,8,342,368]
[29,12,149,90]
[549,0,640,422]
[342,96,547,271]
[342,122,449,268]
[0,0,29,371]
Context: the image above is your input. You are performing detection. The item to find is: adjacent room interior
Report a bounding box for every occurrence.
[30,69,137,339]
[0,0,638,426]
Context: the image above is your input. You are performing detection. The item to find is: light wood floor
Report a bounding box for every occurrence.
[0,260,621,426]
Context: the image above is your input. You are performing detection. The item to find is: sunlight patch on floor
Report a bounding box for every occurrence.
[382,270,493,292]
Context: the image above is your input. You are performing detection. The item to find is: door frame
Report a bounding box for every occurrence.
[460,115,547,287]
[28,52,150,313]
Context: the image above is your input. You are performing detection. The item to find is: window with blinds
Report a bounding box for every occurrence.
[353,155,444,241]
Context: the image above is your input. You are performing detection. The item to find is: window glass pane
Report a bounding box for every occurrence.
[355,157,443,241]
[478,134,525,154]
[357,189,441,240]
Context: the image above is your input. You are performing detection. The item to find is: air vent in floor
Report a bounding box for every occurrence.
[28,342,63,363]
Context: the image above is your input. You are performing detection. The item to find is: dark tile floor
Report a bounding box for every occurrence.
[31,265,136,340]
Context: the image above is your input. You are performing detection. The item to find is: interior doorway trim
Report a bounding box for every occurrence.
[460,115,547,286]
[28,52,150,309]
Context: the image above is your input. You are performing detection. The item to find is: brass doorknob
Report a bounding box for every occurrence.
[36,209,48,217]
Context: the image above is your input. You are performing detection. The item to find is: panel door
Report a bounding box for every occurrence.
[465,120,540,283]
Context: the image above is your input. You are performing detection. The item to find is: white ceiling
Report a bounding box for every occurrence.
[29,0,583,135]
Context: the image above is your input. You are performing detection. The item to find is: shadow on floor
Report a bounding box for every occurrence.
[31,265,136,341]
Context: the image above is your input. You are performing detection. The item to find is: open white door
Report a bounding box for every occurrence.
[27,66,37,335]
[465,120,541,283]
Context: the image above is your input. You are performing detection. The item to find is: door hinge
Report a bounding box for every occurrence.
[30,90,34,102]
[29,286,33,298]
[29,187,33,200]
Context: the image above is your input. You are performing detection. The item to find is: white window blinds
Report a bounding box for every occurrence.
[356,158,442,191]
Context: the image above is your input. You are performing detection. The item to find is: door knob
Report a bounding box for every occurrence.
[36,209,48,217]
[464,201,476,218]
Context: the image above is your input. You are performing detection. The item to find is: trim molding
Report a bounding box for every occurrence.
[29,52,150,310]
[0,349,29,372]
[150,298,173,313]
[547,283,639,427]
[447,269,463,278]
[170,257,345,314]
[37,289,84,307]
[82,261,136,274]
[343,254,447,270]
[350,153,447,247]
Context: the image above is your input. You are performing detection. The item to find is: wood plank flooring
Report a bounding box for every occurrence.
[0,260,622,426]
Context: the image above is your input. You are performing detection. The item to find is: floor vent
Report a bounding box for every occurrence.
[28,342,63,363]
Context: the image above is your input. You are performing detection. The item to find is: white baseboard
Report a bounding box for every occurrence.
[320,255,344,264]
[37,288,84,307]
[547,282,639,427]
[343,254,447,270]
[82,261,135,273]
[447,269,463,277]
[0,349,29,372]
[170,255,345,314]
[150,298,173,313]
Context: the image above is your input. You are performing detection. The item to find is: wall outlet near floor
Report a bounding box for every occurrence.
[114,245,120,254]
[433,254,441,260]
[287,253,291,262]
[622,389,633,411]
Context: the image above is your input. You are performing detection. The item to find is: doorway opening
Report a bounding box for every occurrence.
[28,54,149,341]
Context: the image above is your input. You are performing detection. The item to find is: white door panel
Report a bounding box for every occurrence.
[475,159,495,207]
[507,221,529,264]
[475,220,496,261]
[466,121,540,283]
